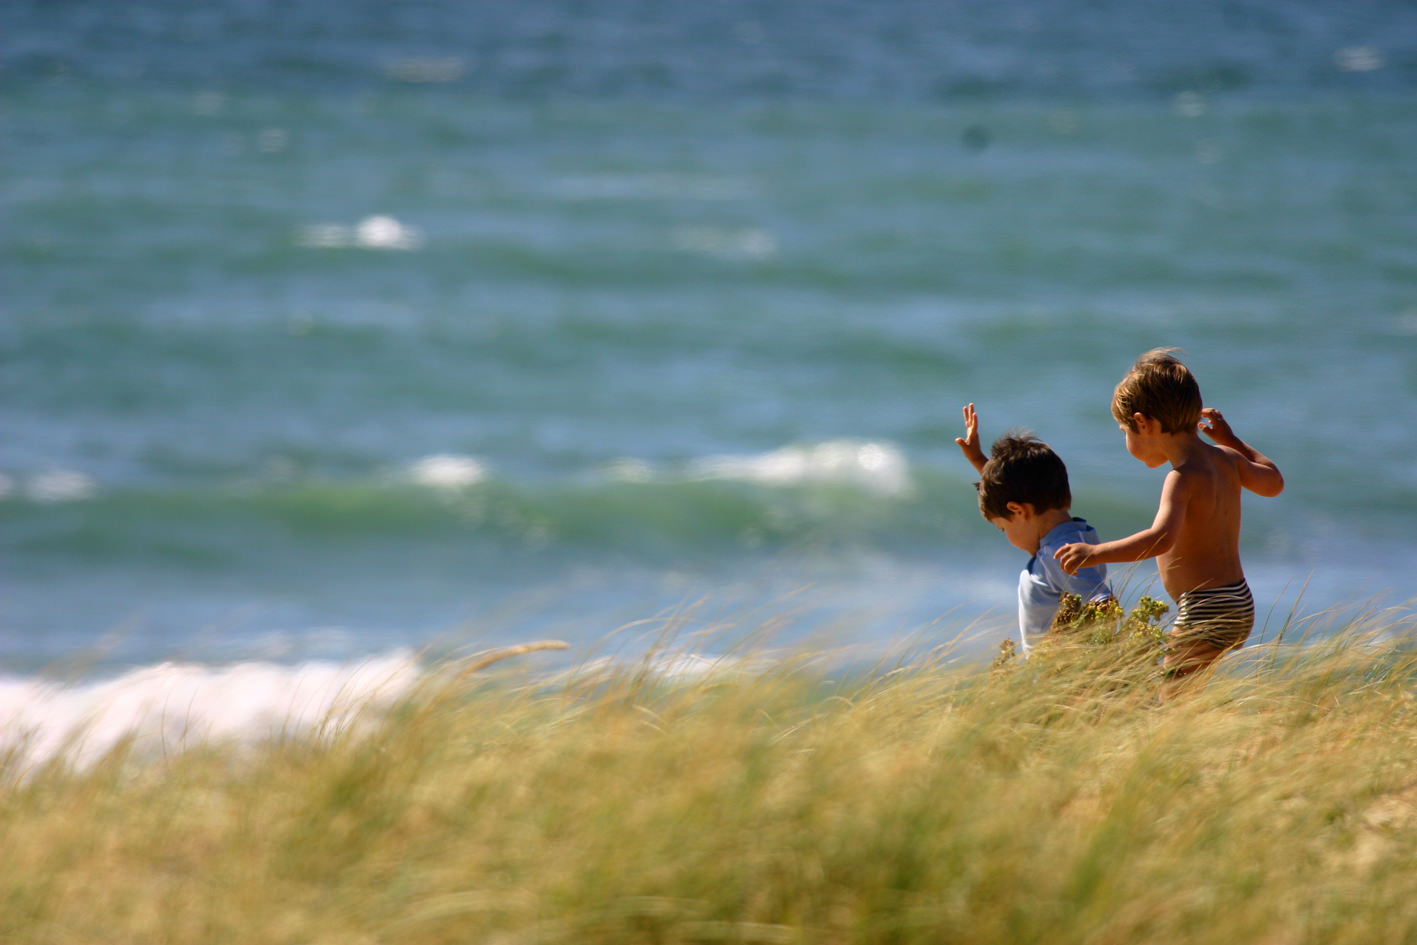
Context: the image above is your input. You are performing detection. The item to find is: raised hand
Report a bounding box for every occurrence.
[955,402,987,473]
[1198,407,1239,446]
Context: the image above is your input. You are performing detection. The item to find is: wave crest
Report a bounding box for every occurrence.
[686,440,911,497]
[0,652,421,772]
[405,454,488,489]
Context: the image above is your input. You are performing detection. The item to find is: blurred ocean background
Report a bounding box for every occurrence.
[3,0,1416,748]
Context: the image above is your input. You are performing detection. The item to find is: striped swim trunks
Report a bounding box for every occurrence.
[1171,579,1255,652]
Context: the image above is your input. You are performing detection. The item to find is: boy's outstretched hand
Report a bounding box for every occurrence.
[955,403,988,473]
[1054,542,1095,576]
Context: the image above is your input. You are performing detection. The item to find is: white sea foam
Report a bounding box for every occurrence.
[0,651,422,773]
[297,215,423,251]
[688,440,912,497]
[406,454,488,489]
[356,215,423,250]
[24,470,97,503]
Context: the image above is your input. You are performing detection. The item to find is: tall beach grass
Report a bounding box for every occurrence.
[3,604,1416,945]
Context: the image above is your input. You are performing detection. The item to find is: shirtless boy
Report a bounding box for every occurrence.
[1054,349,1285,678]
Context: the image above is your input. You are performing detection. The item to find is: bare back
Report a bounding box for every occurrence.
[1155,442,1247,599]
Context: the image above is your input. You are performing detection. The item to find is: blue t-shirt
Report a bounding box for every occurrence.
[1017,517,1111,653]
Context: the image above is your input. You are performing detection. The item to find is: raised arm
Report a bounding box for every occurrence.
[1199,408,1285,497]
[954,402,988,474]
[1055,469,1191,574]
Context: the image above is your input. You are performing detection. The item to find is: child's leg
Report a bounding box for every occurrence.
[1163,639,1227,679]
[1159,639,1228,701]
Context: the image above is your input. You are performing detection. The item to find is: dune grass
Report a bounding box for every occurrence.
[3,610,1417,945]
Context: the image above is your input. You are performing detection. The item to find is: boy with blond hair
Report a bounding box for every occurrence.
[1054,349,1284,678]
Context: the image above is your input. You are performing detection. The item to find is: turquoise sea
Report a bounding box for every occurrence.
[4,0,1416,753]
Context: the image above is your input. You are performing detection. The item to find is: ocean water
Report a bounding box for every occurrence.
[4,0,1417,755]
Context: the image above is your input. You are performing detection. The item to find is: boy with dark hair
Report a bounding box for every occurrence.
[1054,349,1284,679]
[956,403,1112,655]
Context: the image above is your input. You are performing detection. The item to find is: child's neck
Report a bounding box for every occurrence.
[1034,507,1074,538]
[1159,430,1207,468]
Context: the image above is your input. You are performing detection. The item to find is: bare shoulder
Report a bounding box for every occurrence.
[1210,435,1285,497]
[1160,462,1204,503]
[1172,444,1238,500]
[1176,443,1233,479]
[1206,442,1247,473]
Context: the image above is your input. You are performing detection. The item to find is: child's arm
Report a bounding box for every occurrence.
[1200,407,1285,497]
[954,403,988,474]
[1054,469,1192,575]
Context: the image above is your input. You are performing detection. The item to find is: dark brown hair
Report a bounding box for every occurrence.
[976,432,1072,520]
[1111,347,1203,434]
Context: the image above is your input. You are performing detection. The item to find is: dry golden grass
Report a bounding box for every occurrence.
[3,613,1417,944]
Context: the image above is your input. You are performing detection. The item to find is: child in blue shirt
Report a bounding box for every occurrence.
[955,404,1112,654]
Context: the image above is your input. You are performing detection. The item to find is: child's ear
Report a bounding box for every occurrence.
[1132,412,1152,433]
[1005,501,1034,519]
